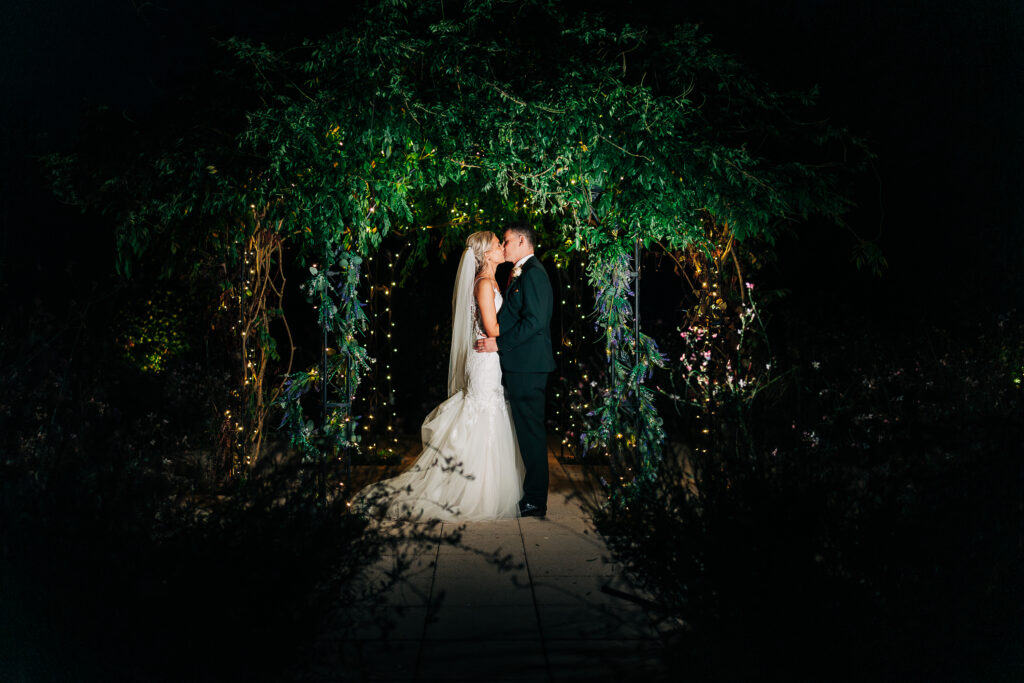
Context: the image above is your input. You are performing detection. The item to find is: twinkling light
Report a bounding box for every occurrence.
[356,245,400,463]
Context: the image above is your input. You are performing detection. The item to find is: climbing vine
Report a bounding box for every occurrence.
[277,249,370,486]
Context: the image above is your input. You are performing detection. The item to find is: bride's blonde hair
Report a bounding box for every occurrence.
[465,231,497,271]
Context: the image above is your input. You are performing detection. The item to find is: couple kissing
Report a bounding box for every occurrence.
[356,222,554,521]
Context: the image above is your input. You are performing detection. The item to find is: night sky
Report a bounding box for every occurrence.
[2,0,1021,318]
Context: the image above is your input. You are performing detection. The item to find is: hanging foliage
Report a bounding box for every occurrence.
[581,243,667,486]
[277,251,370,460]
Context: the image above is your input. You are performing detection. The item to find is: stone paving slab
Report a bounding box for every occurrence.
[439,525,526,558]
[352,554,437,607]
[521,529,619,577]
[536,602,658,640]
[416,639,548,681]
[423,604,541,641]
[320,605,429,642]
[431,553,534,607]
[545,640,668,682]
[298,638,421,681]
[296,447,667,681]
[531,573,645,608]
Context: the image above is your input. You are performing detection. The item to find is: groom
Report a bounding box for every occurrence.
[474,223,555,517]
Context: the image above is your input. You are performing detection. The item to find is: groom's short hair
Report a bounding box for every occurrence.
[504,222,537,248]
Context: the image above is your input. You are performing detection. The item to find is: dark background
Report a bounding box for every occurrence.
[1,5,1020,679]
[2,0,1021,316]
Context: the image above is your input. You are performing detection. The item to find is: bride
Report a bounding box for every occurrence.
[355,231,524,520]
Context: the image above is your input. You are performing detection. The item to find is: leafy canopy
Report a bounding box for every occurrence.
[65,0,868,280]
[47,0,871,476]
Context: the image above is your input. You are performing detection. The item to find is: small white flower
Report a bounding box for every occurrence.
[511,265,523,281]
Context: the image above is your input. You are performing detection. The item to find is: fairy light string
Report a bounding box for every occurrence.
[556,254,594,462]
[357,246,400,460]
[218,211,294,476]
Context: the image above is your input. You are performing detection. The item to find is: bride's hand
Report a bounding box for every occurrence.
[474,337,498,353]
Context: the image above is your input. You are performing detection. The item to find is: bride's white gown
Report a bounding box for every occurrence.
[357,286,524,521]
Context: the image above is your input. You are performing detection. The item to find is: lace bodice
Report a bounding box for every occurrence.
[471,284,502,339]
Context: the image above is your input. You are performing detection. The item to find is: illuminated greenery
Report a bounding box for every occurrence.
[48,0,870,485]
[118,291,191,373]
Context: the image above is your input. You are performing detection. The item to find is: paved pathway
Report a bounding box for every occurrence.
[297,449,669,682]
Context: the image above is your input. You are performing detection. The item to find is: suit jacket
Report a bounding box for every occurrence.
[497,255,556,373]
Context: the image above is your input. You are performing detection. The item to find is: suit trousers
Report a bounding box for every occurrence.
[504,371,549,507]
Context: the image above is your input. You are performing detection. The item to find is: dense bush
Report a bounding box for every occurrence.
[0,288,378,682]
[593,311,1024,681]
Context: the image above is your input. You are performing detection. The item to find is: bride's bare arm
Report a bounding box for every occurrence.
[474,278,500,338]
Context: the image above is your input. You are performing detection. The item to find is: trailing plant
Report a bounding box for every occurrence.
[579,243,667,489]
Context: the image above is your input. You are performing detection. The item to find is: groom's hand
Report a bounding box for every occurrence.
[474,337,498,353]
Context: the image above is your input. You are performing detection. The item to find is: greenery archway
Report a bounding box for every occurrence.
[53,0,870,498]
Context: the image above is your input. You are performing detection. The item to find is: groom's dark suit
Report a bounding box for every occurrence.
[497,255,555,510]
